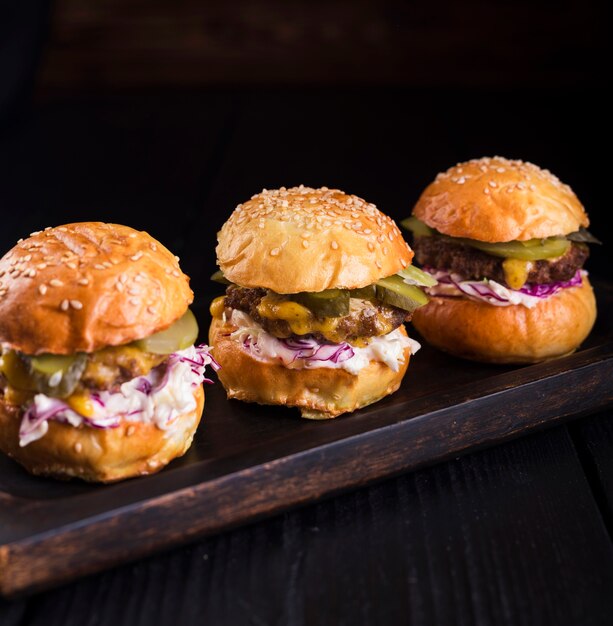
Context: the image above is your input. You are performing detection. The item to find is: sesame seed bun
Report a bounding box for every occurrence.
[209,316,410,419]
[0,222,193,355]
[413,156,589,242]
[0,385,204,482]
[411,278,596,364]
[216,185,414,293]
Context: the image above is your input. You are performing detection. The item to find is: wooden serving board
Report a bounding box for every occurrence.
[1,278,612,597]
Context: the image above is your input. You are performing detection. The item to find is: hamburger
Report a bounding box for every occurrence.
[0,222,217,482]
[403,156,598,364]
[209,185,431,419]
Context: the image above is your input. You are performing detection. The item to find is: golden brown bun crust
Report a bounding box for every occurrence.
[413,157,589,242]
[216,186,413,293]
[0,222,193,355]
[412,277,596,364]
[209,316,410,418]
[0,385,204,482]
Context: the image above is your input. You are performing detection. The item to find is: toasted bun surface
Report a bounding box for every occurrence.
[209,316,410,419]
[0,386,204,483]
[0,223,193,355]
[411,278,596,364]
[216,186,413,293]
[413,157,589,242]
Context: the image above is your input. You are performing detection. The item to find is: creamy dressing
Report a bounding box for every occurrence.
[19,345,212,447]
[425,269,585,308]
[229,310,419,375]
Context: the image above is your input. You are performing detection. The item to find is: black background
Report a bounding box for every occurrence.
[0,1,612,624]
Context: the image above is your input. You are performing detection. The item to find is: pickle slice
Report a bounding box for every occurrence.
[210,270,232,285]
[375,276,429,312]
[401,216,433,237]
[292,289,350,317]
[397,265,438,287]
[350,285,377,301]
[458,236,570,260]
[1,351,87,398]
[30,354,78,375]
[135,308,199,354]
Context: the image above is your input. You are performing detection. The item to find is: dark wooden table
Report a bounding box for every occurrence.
[0,87,612,625]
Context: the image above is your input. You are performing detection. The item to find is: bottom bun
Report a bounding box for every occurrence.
[209,317,411,419]
[0,386,204,483]
[412,277,597,364]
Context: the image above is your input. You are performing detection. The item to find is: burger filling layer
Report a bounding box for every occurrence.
[225,309,419,375]
[0,309,218,446]
[224,285,409,346]
[413,236,588,289]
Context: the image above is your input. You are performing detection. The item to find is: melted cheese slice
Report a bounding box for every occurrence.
[257,294,343,341]
[502,258,533,290]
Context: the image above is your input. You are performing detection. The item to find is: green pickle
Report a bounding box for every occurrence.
[397,264,438,287]
[292,289,350,317]
[375,275,429,312]
[135,308,199,354]
[401,216,433,237]
[349,284,377,301]
[1,350,87,398]
[459,236,570,260]
[210,270,232,285]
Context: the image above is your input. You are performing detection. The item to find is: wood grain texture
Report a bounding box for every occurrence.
[2,424,612,625]
[37,0,610,89]
[0,330,611,596]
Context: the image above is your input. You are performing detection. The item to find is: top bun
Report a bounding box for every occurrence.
[0,223,193,355]
[216,185,413,293]
[412,156,589,242]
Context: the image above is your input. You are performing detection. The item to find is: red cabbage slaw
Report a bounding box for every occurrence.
[229,309,418,374]
[19,344,219,447]
[242,332,355,366]
[424,268,585,308]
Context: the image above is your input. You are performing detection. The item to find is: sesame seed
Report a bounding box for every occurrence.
[103,261,112,268]
[368,242,375,251]
[457,176,466,184]
[129,298,139,306]
[126,425,136,437]
[131,251,143,261]
[39,284,48,295]
[60,299,69,311]
[375,261,382,269]
[484,188,490,195]
[94,264,105,270]
[129,233,137,238]
[37,263,47,270]
[488,181,497,188]
[150,243,157,251]
[331,241,339,250]
[147,306,156,315]
[172,270,180,277]
[115,282,124,292]
[128,287,139,295]
[23,254,32,262]
[174,256,180,263]
[119,273,128,284]
[302,240,309,248]
[78,277,89,286]
[25,269,36,278]
[70,300,83,310]
[270,248,280,256]
[49,279,63,287]
[74,442,82,453]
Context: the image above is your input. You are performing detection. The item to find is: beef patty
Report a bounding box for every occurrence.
[413,236,588,286]
[224,286,409,343]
